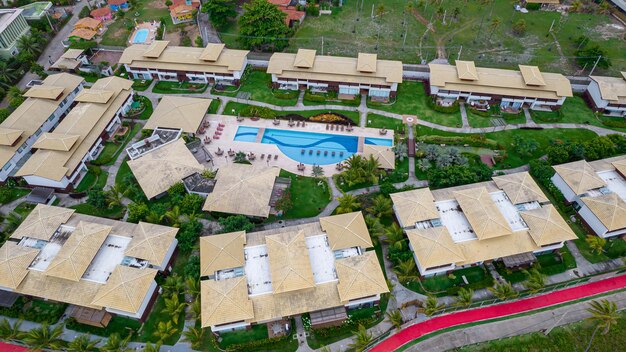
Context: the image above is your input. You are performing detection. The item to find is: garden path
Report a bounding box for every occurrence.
[459,102,469,128]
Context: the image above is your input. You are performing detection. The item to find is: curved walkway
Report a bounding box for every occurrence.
[371,273,626,352]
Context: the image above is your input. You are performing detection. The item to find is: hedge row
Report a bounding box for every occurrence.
[417,135,502,150]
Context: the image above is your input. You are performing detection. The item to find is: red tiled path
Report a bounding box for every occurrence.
[372,274,626,352]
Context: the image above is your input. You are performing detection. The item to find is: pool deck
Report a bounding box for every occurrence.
[129,22,160,45]
[200,115,394,176]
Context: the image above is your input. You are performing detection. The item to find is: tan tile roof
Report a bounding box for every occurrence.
[406,227,466,269]
[429,61,572,99]
[124,222,178,266]
[44,221,111,282]
[200,232,246,277]
[455,60,478,80]
[582,193,626,232]
[74,89,114,104]
[201,276,254,327]
[553,160,605,195]
[0,241,38,290]
[0,74,84,167]
[119,41,249,73]
[0,128,23,146]
[390,188,439,226]
[74,17,101,31]
[199,43,225,62]
[590,73,626,104]
[16,270,103,309]
[362,144,395,170]
[61,49,84,60]
[294,49,316,68]
[266,230,315,294]
[202,164,280,218]
[16,77,133,182]
[357,53,377,73]
[335,251,389,302]
[143,96,212,133]
[128,139,203,199]
[612,158,626,176]
[69,28,97,40]
[268,51,403,86]
[31,133,80,152]
[23,86,65,99]
[319,212,373,250]
[454,187,513,240]
[520,205,577,246]
[492,172,548,204]
[91,265,157,314]
[10,204,75,241]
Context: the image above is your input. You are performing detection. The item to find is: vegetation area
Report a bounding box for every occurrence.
[91,123,142,166]
[211,70,298,106]
[532,95,626,132]
[275,170,331,219]
[0,186,29,204]
[222,101,361,125]
[0,297,66,324]
[65,316,142,337]
[74,166,109,193]
[152,81,208,94]
[366,113,405,132]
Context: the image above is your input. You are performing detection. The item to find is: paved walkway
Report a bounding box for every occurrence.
[371,273,626,352]
[459,102,469,128]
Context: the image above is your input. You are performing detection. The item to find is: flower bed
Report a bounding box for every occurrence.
[307,112,353,125]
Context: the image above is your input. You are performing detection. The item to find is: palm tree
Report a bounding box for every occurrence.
[487,16,501,42]
[105,184,125,209]
[186,277,200,298]
[348,324,373,351]
[455,287,474,307]
[23,323,65,351]
[523,268,546,293]
[386,310,403,330]
[0,61,18,88]
[585,299,619,352]
[189,299,201,321]
[7,86,21,101]
[17,35,42,57]
[3,212,23,234]
[367,194,393,218]
[234,151,247,163]
[586,236,606,255]
[597,1,610,15]
[154,321,178,343]
[364,216,384,246]
[423,295,444,316]
[489,281,518,301]
[182,326,204,350]
[164,205,182,227]
[384,223,405,250]
[0,318,24,342]
[375,4,385,18]
[67,334,100,351]
[336,193,361,214]
[363,155,382,184]
[394,258,419,283]
[163,274,185,296]
[311,165,324,178]
[570,0,583,13]
[145,211,163,224]
[100,333,131,352]
[143,342,162,352]
[164,294,187,325]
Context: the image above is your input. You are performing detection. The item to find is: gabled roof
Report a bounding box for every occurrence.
[31,133,80,152]
[520,205,577,246]
[266,230,315,294]
[23,86,65,99]
[143,41,170,58]
[582,193,626,232]
[553,160,605,195]
[406,227,466,269]
[0,242,38,290]
[201,276,254,327]
[61,49,85,60]
[128,139,203,199]
[74,17,101,31]
[454,187,513,240]
[200,231,246,277]
[69,28,97,40]
[492,172,548,204]
[11,204,75,241]
[319,212,373,250]
[124,222,178,266]
[91,265,157,314]
[0,128,23,146]
[143,96,212,133]
[362,144,395,170]
[202,164,280,218]
[335,251,389,302]
[390,188,439,226]
[44,221,111,282]
[90,6,111,17]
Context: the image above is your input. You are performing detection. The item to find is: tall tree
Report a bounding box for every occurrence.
[523,268,546,293]
[16,35,42,58]
[0,61,18,88]
[23,324,65,351]
[455,287,474,307]
[67,334,100,352]
[394,258,419,283]
[182,326,204,350]
[366,194,393,218]
[384,223,405,251]
[348,324,373,352]
[423,295,445,316]
[154,321,178,343]
[586,235,606,255]
[238,0,290,51]
[585,299,619,352]
[386,310,403,330]
[489,281,518,300]
[201,0,237,29]
[0,319,24,342]
[100,333,131,352]
[164,294,187,324]
[311,164,324,178]
[336,193,361,214]
[487,16,501,42]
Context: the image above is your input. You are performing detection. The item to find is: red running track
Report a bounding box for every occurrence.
[0,342,27,352]
[371,274,626,352]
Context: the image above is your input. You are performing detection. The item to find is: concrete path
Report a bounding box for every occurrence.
[294,315,314,352]
[459,102,469,128]
[522,107,537,127]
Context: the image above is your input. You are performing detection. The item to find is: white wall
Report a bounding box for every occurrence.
[551,173,578,203]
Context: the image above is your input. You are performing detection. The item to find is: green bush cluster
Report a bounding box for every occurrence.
[226,334,292,351]
[0,297,67,324]
[417,135,501,150]
[546,134,626,164]
[304,91,327,103]
[273,89,299,99]
[240,105,276,119]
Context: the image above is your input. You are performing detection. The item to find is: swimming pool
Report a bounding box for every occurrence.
[234,126,260,142]
[365,137,394,146]
[132,28,149,44]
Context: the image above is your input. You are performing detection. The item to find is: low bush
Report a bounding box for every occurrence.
[273,89,299,99]
[240,105,276,119]
[417,135,501,149]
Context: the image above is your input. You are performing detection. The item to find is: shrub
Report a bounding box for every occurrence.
[178,220,202,252]
[417,135,501,150]
[181,36,192,47]
[127,202,150,223]
[86,189,106,208]
[218,215,254,233]
[78,6,90,18]
[306,5,320,16]
[0,108,11,123]
[240,105,276,119]
[273,89,299,99]
[179,194,204,214]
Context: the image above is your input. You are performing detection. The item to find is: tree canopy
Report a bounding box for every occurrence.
[238,0,290,51]
[202,0,237,29]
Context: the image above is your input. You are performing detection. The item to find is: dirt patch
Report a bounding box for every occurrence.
[146,0,168,9]
[589,23,626,40]
[163,23,201,46]
[90,50,123,65]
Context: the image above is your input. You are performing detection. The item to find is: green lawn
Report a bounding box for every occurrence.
[91,123,142,166]
[276,170,331,219]
[466,110,526,128]
[69,203,125,220]
[212,70,298,107]
[13,202,35,218]
[366,113,405,132]
[459,312,626,352]
[132,79,152,92]
[75,167,109,192]
[222,102,361,125]
[0,187,29,204]
[129,95,153,120]
[66,316,142,338]
[532,95,626,133]
[152,81,208,94]
[414,127,598,169]
[302,90,362,107]
[207,99,221,114]
[406,266,495,297]
[218,324,268,348]
[100,0,174,47]
[367,82,462,127]
[0,297,67,324]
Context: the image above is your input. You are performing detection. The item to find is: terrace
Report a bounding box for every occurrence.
[82,235,131,283]
[435,200,476,243]
[125,127,181,159]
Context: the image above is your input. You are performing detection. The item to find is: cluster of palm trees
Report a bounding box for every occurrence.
[338,155,382,188]
[159,273,205,349]
[0,31,48,92]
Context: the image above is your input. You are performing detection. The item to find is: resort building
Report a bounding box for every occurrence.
[0,73,84,182]
[391,172,576,276]
[90,7,113,22]
[18,2,53,22]
[0,9,31,58]
[168,0,200,24]
[362,144,395,170]
[16,77,134,189]
[143,96,212,135]
[0,204,178,325]
[202,163,290,218]
[119,41,249,86]
[551,156,626,238]
[49,49,90,72]
[200,211,388,333]
[586,73,626,117]
[267,49,403,101]
[428,61,573,112]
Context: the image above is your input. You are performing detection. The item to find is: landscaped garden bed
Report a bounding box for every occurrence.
[126,96,153,120]
[405,266,495,297]
[0,186,29,204]
[66,316,142,337]
[303,90,361,107]
[152,81,208,94]
[74,166,108,192]
[131,79,152,92]
[91,122,142,166]
[274,170,330,219]
[0,297,67,324]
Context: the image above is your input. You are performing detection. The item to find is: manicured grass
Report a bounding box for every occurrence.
[91,123,142,166]
[0,297,67,324]
[75,167,108,192]
[414,126,598,169]
[366,113,405,132]
[533,95,626,132]
[278,170,331,219]
[212,70,298,106]
[79,73,99,83]
[130,96,153,120]
[66,316,141,338]
[218,324,268,348]
[222,102,361,125]
[406,266,494,297]
[152,81,208,94]
[367,82,462,127]
[13,202,35,218]
[100,0,174,47]
[0,187,29,204]
[115,159,133,187]
[207,99,221,114]
[302,90,362,107]
[70,203,125,220]
[132,79,152,92]
[466,111,526,128]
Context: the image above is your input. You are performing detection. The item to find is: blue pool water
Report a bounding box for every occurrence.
[262,129,358,165]
[132,28,149,44]
[365,137,394,146]
[234,126,260,142]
